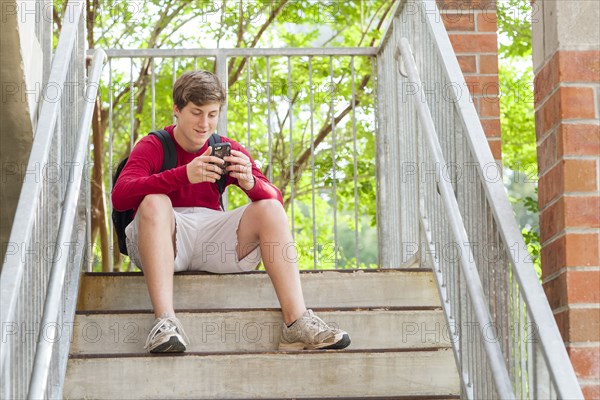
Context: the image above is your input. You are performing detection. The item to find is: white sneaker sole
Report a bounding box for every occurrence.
[278,332,351,351]
[148,335,187,353]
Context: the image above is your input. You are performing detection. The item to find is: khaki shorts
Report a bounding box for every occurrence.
[125,205,261,273]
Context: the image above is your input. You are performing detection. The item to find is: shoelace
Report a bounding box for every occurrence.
[144,316,190,350]
[305,311,335,341]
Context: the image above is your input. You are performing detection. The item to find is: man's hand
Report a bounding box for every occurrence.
[225,149,255,190]
[186,146,226,184]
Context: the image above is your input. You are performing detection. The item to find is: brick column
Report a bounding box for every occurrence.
[533,1,600,398]
[437,0,502,161]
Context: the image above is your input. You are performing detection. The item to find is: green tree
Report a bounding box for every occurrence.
[53,0,393,271]
[497,0,540,275]
[497,0,533,59]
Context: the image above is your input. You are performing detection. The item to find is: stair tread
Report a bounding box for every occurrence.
[70,309,451,354]
[71,346,452,359]
[78,268,440,311]
[82,266,431,276]
[240,397,460,400]
[65,348,460,399]
[249,397,460,400]
[76,305,442,314]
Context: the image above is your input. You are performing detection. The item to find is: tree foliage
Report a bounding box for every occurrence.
[499,62,536,175]
[497,0,533,59]
[53,0,393,271]
[497,0,540,275]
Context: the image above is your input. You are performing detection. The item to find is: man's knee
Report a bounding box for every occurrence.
[138,194,173,222]
[252,199,284,213]
[247,200,287,227]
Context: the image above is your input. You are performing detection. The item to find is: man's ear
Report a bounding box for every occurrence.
[173,104,180,118]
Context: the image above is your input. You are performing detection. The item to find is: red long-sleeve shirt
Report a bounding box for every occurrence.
[112,125,283,213]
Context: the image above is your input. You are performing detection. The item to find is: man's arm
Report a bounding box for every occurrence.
[225,142,283,205]
[111,137,189,211]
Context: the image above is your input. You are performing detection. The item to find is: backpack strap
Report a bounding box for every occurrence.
[208,133,227,211]
[149,130,177,171]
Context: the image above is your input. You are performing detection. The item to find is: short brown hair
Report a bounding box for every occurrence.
[173,70,226,110]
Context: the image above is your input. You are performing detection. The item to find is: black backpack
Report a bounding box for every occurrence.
[111,130,227,256]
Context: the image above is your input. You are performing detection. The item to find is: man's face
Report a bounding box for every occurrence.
[173,101,220,152]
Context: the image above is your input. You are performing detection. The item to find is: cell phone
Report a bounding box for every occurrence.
[211,142,231,174]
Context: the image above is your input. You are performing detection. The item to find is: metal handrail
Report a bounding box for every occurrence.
[27,48,107,399]
[380,0,583,398]
[0,1,89,398]
[89,47,378,58]
[397,38,515,399]
[0,0,83,338]
[420,2,584,398]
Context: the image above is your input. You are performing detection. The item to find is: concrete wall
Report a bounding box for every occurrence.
[0,0,48,264]
[532,1,600,398]
[532,0,600,71]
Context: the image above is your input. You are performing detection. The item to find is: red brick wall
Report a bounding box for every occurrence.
[535,49,600,399]
[437,0,501,160]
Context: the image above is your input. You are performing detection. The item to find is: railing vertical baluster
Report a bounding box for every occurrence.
[527,313,535,399]
[475,168,482,397]
[517,281,523,395]
[246,57,252,151]
[520,296,528,398]
[215,54,228,138]
[308,57,317,270]
[108,58,114,273]
[371,55,379,267]
[287,56,295,239]
[510,263,517,390]
[266,57,273,181]
[487,202,496,399]
[499,232,510,371]
[351,56,359,269]
[216,53,229,210]
[329,56,337,269]
[129,57,135,152]
[172,58,177,125]
[468,298,475,394]
[151,57,156,131]
[86,137,92,273]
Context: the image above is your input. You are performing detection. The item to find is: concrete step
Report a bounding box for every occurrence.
[64,348,460,399]
[77,269,439,311]
[70,308,451,354]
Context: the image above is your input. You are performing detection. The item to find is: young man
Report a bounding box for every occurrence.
[112,70,350,353]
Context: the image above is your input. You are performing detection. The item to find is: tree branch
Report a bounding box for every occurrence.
[366,0,395,47]
[355,0,388,47]
[216,0,227,47]
[104,0,191,127]
[235,0,244,48]
[86,0,99,49]
[280,74,372,208]
[227,0,289,87]
[96,16,122,45]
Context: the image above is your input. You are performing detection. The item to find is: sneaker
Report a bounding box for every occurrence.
[278,309,351,350]
[144,315,190,353]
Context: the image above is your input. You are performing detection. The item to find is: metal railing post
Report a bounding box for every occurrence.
[398,38,515,399]
[374,0,585,397]
[27,49,107,399]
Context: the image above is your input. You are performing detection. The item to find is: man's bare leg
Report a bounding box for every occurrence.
[136,194,177,318]
[236,199,307,325]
